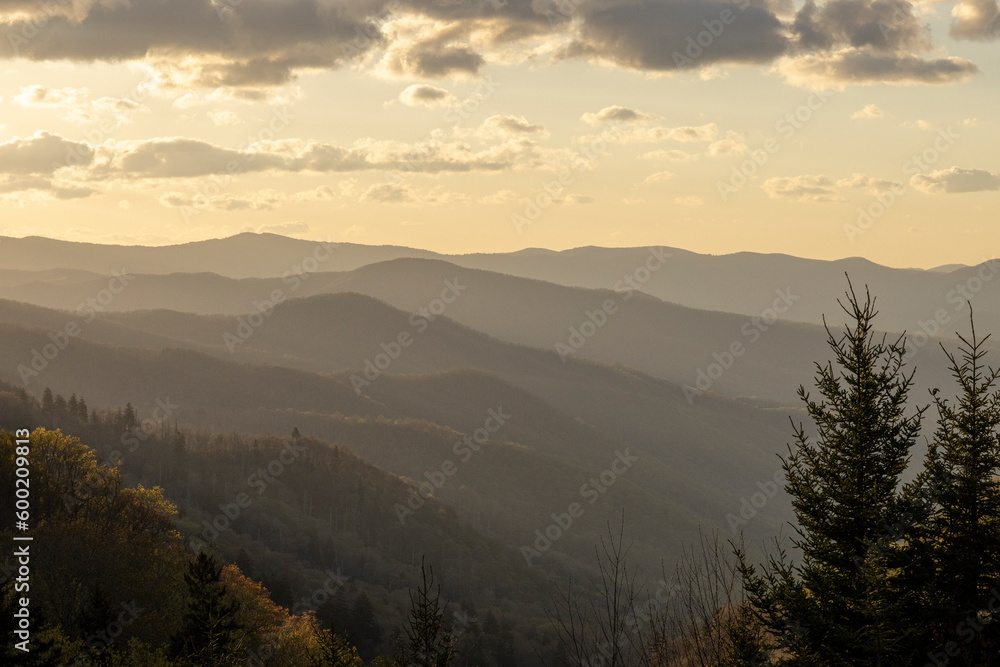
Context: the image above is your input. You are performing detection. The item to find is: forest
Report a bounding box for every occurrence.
[1,285,998,665]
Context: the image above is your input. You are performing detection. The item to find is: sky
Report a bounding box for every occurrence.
[0,0,997,268]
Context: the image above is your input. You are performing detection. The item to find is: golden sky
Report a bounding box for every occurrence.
[0,0,998,268]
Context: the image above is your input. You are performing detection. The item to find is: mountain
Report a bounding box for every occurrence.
[0,255,980,406]
[0,315,796,574]
[2,233,997,335]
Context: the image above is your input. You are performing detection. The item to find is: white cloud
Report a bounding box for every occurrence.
[642,171,675,185]
[851,104,886,119]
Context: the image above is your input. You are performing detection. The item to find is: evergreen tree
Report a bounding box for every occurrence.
[122,403,137,431]
[42,388,54,413]
[396,559,454,667]
[741,282,925,666]
[170,552,246,666]
[349,592,382,659]
[907,315,1000,662]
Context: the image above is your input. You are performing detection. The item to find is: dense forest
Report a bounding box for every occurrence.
[2,285,999,665]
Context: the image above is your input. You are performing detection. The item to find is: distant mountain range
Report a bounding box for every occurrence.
[1,232,997,335]
[0,232,989,601]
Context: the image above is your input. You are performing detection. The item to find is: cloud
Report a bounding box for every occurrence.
[642,171,675,184]
[158,189,287,211]
[851,104,885,119]
[581,106,657,125]
[209,110,244,126]
[13,86,147,126]
[14,85,87,108]
[638,149,699,161]
[776,48,979,87]
[359,182,469,204]
[480,114,546,135]
[900,119,937,130]
[950,0,1000,41]
[257,221,311,235]
[762,175,845,202]
[583,122,719,145]
[910,167,1000,194]
[566,1,789,71]
[675,195,704,206]
[707,131,747,155]
[836,173,903,193]
[0,133,95,175]
[398,84,456,107]
[84,129,555,179]
[0,175,97,201]
[562,193,596,204]
[791,0,931,53]
[0,0,981,89]
[478,189,518,204]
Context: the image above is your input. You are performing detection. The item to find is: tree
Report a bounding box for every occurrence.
[170,552,246,666]
[907,314,1000,662]
[123,403,138,431]
[349,592,382,659]
[42,387,54,413]
[397,558,454,667]
[741,282,925,666]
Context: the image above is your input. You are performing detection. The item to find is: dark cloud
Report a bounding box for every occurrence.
[566,1,788,71]
[780,48,979,85]
[398,83,455,106]
[911,167,1000,194]
[0,0,982,87]
[792,0,929,52]
[0,133,95,174]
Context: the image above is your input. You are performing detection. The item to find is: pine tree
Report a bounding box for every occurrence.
[41,388,54,413]
[350,591,382,659]
[122,402,137,431]
[170,552,246,666]
[397,558,454,667]
[907,314,1000,662]
[76,396,88,423]
[741,282,925,665]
